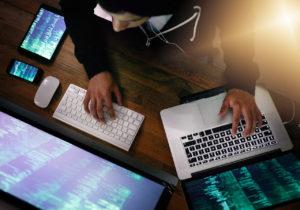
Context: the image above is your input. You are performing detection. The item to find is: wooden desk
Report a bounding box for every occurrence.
[0,0,299,209]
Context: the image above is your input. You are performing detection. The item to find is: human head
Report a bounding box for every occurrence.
[97,0,182,32]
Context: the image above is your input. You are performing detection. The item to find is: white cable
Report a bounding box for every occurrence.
[139,25,151,46]
[190,6,201,42]
[283,100,296,125]
[140,5,201,44]
[149,21,186,54]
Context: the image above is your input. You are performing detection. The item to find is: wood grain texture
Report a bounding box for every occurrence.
[0,0,299,210]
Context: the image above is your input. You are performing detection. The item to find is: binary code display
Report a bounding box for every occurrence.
[0,111,164,210]
[9,60,38,82]
[185,153,300,210]
[20,8,66,59]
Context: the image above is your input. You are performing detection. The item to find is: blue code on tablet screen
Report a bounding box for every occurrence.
[20,8,66,60]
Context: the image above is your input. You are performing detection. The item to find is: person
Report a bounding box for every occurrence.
[60,0,262,136]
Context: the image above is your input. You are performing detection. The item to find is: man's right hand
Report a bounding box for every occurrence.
[83,71,122,122]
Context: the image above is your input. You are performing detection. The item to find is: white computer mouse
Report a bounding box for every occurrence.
[34,76,60,108]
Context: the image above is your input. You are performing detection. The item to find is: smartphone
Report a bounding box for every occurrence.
[6,59,43,83]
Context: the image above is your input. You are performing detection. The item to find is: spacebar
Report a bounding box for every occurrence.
[212,123,232,133]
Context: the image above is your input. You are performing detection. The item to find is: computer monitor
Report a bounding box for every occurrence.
[0,98,177,210]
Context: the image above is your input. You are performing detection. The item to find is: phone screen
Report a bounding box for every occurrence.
[8,60,39,82]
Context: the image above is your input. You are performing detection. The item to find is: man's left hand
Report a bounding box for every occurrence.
[219,89,262,136]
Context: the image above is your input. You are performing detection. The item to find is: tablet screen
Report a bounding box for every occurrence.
[0,111,165,210]
[20,6,66,61]
[184,153,300,210]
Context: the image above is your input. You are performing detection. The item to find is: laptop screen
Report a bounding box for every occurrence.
[0,111,165,210]
[184,152,300,210]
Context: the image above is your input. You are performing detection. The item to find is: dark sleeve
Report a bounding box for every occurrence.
[60,0,111,79]
[217,0,259,95]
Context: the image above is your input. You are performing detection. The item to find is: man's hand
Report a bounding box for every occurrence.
[83,72,122,122]
[219,89,262,136]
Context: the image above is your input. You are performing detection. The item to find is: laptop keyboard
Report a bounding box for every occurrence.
[181,115,278,167]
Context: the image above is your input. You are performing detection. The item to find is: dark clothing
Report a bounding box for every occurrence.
[60,0,259,94]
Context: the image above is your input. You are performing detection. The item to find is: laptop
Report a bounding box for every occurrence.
[0,98,178,210]
[160,85,293,180]
[160,86,299,209]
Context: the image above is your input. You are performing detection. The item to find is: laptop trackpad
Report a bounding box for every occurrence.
[197,93,232,127]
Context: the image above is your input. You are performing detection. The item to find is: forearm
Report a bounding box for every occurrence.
[60,0,111,79]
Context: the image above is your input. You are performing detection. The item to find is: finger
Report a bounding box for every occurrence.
[251,109,257,134]
[96,98,105,122]
[231,103,241,136]
[83,92,91,113]
[89,98,97,119]
[242,108,253,137]
[219,98,230,117]
[256,107,263,128]
[104,92,115,119]
[114,86,123,106]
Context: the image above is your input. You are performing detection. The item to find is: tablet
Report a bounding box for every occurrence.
[0,98,177,210]
[18,5,67,63]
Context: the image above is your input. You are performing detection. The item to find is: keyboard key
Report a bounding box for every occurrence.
[234,140,240,144]
[205,130,212,135]
[205,148,210,153]
[197,156,203,161]
[212,124,232,133]
[264,131,272,136]
[184,141,196,147]
[188,158,197,163]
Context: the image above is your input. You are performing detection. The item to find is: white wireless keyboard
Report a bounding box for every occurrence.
[53,84,144,151]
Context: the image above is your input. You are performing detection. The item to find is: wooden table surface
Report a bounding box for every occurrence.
[0,0,299,209]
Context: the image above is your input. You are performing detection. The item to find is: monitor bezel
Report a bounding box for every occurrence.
[18,4,67,63]
[182,150,300,210]
[0,97,177,210]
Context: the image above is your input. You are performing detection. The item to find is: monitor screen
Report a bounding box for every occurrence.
[184,153,300,210]
[20,7,66,60]
[0,111,165,210]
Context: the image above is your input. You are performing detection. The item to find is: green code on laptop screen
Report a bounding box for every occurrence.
[185,153,300,210]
